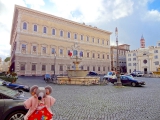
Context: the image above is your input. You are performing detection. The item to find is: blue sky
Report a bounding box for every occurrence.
[0,0,160,60]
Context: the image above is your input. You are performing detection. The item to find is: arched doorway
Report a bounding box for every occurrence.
[144,68,147,74]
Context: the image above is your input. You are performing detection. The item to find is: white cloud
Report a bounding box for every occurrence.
[24,0,45,10]
[0,0,26,60]
[49,0,134,23]
[144,10,160,21]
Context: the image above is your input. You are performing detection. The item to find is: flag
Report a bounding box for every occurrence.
[68,50,73,57]
[79,51,83,57]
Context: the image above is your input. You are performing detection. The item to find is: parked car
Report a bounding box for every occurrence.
[0,82,28,120]
[130,71,144,77]
[2,81,11,86]
[110,75,145,87]
[103,71,117,82]
[125,74,134,78]
[88,71,98,76]
[5,82,30,92]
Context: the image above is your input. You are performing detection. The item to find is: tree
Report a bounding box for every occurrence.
[4,57,10,62]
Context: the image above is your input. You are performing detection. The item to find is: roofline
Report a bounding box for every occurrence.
[14,5,112,35]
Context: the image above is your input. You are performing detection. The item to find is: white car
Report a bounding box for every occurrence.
[103,71,117,81]
[132,71,144,77]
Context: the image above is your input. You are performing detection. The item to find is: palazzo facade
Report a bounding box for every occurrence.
[10,5,112,76]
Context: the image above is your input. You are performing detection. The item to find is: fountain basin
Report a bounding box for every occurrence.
[67,70,88,77]
[152,66,160,77]
[57,76,100,85]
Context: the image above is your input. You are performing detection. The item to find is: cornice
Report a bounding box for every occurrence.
[15,5,112,35]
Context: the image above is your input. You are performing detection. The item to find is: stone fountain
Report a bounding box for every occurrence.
[152,65,160,78]
[57,43,100,85]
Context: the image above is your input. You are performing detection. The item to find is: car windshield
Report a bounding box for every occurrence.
[0,81,18,98]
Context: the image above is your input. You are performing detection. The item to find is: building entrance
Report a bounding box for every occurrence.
[144,68,147,74]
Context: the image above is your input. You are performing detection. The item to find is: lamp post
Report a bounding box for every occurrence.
[53,51,56,80]
[115,27,122,86]
[134,63,136,73]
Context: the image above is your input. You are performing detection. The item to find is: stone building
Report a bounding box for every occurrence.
[10,5,112,76]
[110,44,130,73]
[126,39,160,74]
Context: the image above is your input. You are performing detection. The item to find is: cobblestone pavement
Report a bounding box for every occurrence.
[17,76,160,120]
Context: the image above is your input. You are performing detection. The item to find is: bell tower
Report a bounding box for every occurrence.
[140,35,145,48]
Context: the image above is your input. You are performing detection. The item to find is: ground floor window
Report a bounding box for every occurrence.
[42,65,46,71]
[103,67,105,71]
[98,67,100,71]
[32,64,36,71]
[93,66,95,71]
[51,65,54,71]
[81,66,83,70]
[20,64,25,70]
[60,65,63,71]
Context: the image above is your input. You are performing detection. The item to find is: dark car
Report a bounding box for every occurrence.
[0,81,28,120]
[110,75,145,87]
[88,71,98,76]
[5,82,30,92]
[130,73,137,77]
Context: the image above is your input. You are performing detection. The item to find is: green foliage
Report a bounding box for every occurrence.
[4,57,10,62]
[0,72,18,83]
[11,72,17,76]
[0,72,6,76]
[0,76,17,83]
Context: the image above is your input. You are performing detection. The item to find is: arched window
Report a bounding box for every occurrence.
[60,30,63,37]
[43,27,47,33]
[34,25,37,32]
[23,22,27,30]
[68,32,70,38]
[52,29,55,35]
[74,34,77,39]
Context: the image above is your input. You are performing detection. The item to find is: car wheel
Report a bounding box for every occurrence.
[5,110,26,120]
[131,82,136,87]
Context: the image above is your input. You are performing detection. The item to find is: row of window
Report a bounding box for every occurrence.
[128,55,158,61]
[21,44,110,59]
[128,58,136,61]
[20,64,109,71]
[22,22,109,45]
[128,61,159,66]
[128,50,159,56]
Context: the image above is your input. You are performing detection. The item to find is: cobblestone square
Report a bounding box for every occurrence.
[17,77,160,120]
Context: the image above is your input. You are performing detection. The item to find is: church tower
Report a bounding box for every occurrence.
[140,35,145,48]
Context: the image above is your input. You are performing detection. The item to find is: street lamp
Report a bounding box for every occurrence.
[134,63,136,74]
[53,51,56,80]
[115,27,122,86]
